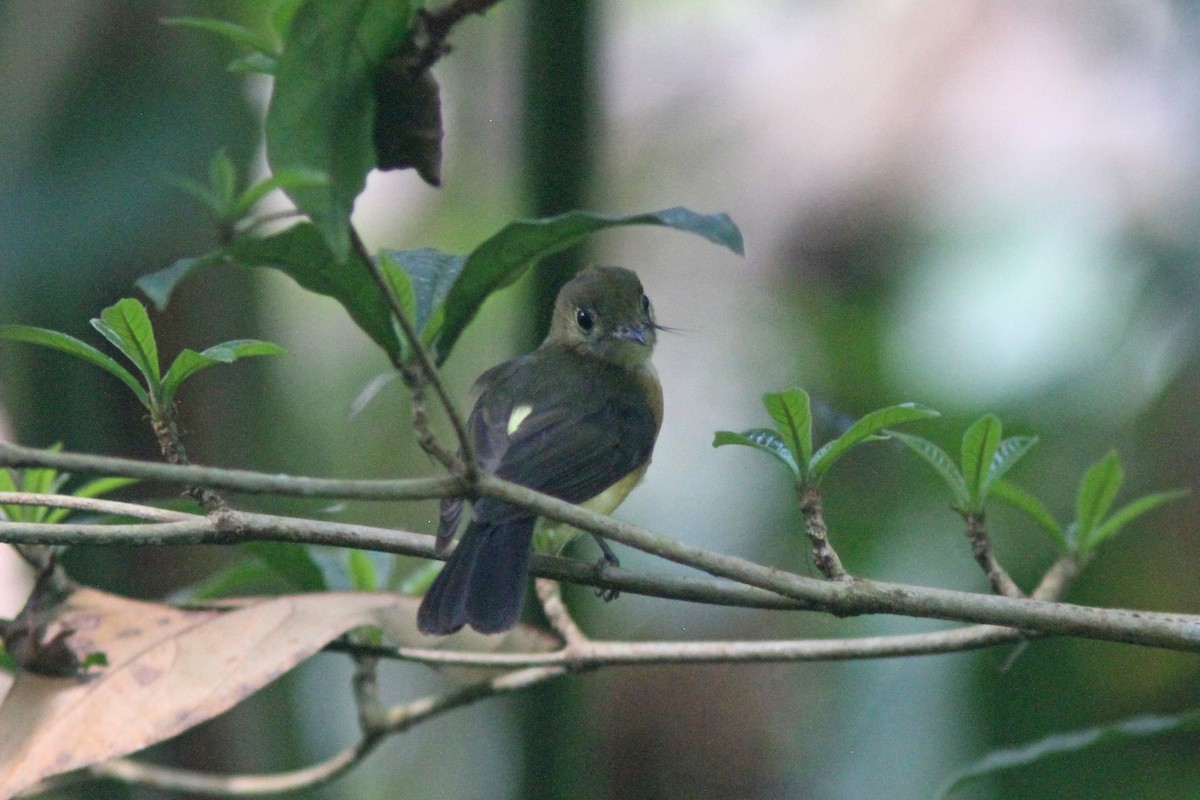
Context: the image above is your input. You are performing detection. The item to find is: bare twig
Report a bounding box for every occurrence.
[0,492,195,522]
[965,511,1024,598]
[30,664,564,797]
[349,229,475,476]
[797,484,848,580]
[535,578,589,651]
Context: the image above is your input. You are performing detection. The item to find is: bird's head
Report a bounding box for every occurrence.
[545,265,659,366]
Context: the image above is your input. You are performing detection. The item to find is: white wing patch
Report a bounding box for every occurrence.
[507,403,534,435]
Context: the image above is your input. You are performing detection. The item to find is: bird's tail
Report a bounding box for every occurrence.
[417,517,535,635]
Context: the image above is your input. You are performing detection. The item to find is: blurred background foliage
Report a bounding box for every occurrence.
[2,1,1200,798]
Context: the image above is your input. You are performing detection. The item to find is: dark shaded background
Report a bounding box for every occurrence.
[2,1,1200,798]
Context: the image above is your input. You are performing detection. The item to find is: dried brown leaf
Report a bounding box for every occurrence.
[0,588,400,798]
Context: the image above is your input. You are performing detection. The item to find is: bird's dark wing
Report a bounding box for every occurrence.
[468,351,657,526]
[436,358,526,547]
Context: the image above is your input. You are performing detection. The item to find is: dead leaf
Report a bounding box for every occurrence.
[0,588,400,798]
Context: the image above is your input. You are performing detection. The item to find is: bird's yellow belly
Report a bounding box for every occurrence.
[531,465,647,555]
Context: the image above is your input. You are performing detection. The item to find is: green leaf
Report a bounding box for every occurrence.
[207,149,238,212]
[989,479,1067,550]
[243,542,327,592]
[378,247,464,339]
[162,16,280,57]
[347,550,378,591]
[92,298,161,388]
[231,167,328,219]
[982,435,1038,497]
[161,339,285,407]
[960,414,1002,510]
[230,223,403,358]
[72,476,139,499]
[712,429,799,477]
[810,402,940,484]
[938,710,1200,798]
[228,52,280,75]
[265,0,415,259]
[428,207,744,363]
[137,252,226,311]
[1075,451,1123,545]
[0,324,149,407]
[762,389,811,479]
[376,250,420,336]
[164,173,226,219]
[890,431,971,510]
[1086,489,1188,552]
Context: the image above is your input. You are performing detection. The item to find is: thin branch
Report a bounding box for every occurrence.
[0,507,813,611]
[0,441,461,500]
[0,492,196,522]
[349,229,476,475]
[965,511,1024,598]
[2,445,1200,652]
[33,665,564,798]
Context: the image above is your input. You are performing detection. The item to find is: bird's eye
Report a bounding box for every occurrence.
[576,307,595,332]
[641,294,651,314]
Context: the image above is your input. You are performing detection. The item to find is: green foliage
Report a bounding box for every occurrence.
[0,299,283,423]
[166,151,326,237]
[892,414,1037,515]
[140,208,743,366]
[265,0,416,260]
[0,453,138,525]
[1067,452,1187,555]
[939,709,1200,797]
[714,387,937,486]
[893,424,1185,556]
[162,16,285,74]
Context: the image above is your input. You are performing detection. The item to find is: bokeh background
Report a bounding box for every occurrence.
[3,1,1200,798]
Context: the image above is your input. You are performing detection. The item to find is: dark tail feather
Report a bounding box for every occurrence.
[417,517,535,635]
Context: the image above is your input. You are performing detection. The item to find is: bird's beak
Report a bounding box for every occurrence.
[611,324,649,345]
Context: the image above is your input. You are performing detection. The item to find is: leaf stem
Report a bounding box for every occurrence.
[965,511,1024,598]
[798,484,848,580]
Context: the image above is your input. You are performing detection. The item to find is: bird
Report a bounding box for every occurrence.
[417,265,663,635]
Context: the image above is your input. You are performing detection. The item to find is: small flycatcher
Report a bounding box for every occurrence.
[417,266,662,635]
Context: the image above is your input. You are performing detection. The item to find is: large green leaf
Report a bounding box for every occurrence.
[712,429,800,477]
[427,207,744,363]
[0,325,148,407]
[265,0,414,260]
[91,299,161,388]
[939,710,1200,797]
[232,223,402,358]
[960,414,1001,510]
[162,17,280,61]
[762,389,811,479]
[890,431,970,510]
[809,402,939,484]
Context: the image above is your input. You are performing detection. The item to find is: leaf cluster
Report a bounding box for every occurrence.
[713,387,938,487]
[0,300,282,425]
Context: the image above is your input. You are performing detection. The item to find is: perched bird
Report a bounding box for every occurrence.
[417,266,663,635]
